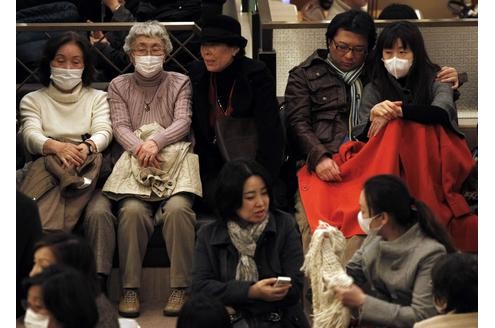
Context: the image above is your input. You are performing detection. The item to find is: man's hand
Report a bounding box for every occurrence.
[436,66,459,89]
[248,278,291,302]
[315,157,342,182]
[370,100,402,121]
[88,20,109,46]
[136,140,161,168]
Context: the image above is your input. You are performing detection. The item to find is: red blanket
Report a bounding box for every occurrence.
[298,120,477,252]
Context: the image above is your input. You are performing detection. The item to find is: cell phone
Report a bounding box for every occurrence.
[274,276,291,287]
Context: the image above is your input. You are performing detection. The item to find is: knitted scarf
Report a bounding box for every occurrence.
[227,216,269,281]
[301,220,353,328]
[326,57,365,137]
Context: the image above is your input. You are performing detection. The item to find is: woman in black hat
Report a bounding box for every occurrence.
[188,15,285,214]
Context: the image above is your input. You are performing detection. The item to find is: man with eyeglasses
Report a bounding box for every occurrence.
[284,10,376,258]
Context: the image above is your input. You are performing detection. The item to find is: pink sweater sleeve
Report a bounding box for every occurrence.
[149,76,192,150]
[108,78,143,153]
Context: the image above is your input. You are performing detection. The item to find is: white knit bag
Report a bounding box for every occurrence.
[301,220,354,328]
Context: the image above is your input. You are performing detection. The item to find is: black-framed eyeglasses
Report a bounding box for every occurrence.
[332,40,367,56]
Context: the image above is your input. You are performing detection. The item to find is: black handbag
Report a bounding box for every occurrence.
[214,116,258,162]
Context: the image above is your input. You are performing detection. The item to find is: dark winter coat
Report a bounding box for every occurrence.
[192,209,310,328]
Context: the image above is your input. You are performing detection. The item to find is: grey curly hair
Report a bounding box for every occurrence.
[123,20,173,54]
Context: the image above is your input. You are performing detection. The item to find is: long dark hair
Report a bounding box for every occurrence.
[364,174,456,253]
[23,265,99,328]
[371,21,440,106]
[214,160,274,222]
[33,232,99,295]
[39,31,94,87]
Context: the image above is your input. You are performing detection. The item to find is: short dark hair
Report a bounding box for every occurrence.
[33,232,99,294]
[23,265,99,328]
[39,31,94,87]
[378,4,419,20]
[214,160,274,222]
[363,175,456,253]
[177,293,232,328]
[325,10,377,52]
[431,253,478,313]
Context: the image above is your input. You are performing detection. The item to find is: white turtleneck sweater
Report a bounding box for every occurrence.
[19,83,113,155]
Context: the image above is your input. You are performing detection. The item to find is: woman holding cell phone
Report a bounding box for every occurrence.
[191,160,309,328]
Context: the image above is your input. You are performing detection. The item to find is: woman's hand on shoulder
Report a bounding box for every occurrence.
[370,100,402,121]
[248,277,291,302]
[334,284,366,309]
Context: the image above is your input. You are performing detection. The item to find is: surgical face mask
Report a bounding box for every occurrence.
[50,66,83,91]
[134,55,164,78]
[24,308,50,328]
[383,57,412,79]
[357,211,382,235]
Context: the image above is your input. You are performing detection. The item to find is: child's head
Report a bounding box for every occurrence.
[431,253,478,314]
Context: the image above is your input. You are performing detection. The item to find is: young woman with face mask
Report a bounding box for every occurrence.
[360,21,463,138]
[23,265,99,328]
[333,174,456,328]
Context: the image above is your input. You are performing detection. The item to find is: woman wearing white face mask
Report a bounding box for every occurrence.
[333,174,456,328]
[335,175,455,327]
[23,265,98,328]
[83,20,199,318]
[360,21,463,138]
[18,31,113,232]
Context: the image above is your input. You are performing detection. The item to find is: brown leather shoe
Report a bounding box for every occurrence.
[163,288,187,316]
[118,289,140,318]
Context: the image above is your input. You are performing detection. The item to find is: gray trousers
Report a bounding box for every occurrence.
[294,191,364,264]
[83,190,196,289]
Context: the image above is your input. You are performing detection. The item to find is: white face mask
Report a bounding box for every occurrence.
[24,308,50,328]
[357,211,382,235]
[50,66,83,91]
[383,57,412,79]
[134,55,164,78]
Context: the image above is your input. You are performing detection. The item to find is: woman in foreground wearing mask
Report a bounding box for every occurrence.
[83,20,199,318]
[24,265,98,328]
[334,174,456,328]
[29,232,119,328]
[18,31,112,232]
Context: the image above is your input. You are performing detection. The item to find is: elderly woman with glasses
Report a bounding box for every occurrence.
[83,20,201,319]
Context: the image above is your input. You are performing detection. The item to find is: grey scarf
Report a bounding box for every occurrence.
[326,57,365,137]
[227,216,269,281]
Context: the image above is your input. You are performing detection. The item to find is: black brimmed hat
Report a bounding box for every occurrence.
[200,15,247,48]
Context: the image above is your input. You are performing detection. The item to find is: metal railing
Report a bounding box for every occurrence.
[16,22,201,91]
